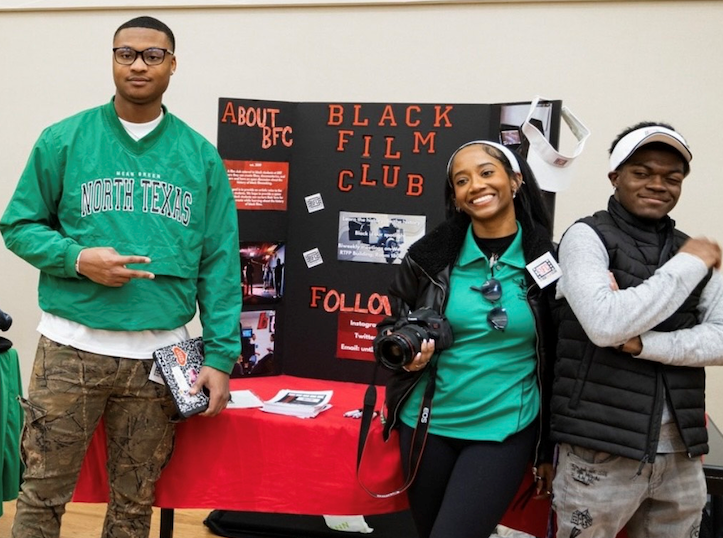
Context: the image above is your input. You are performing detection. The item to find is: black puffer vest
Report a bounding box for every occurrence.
[551,197,710,461]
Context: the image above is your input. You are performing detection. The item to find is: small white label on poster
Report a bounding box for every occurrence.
[303,247,324,268]
[304,193,325,213]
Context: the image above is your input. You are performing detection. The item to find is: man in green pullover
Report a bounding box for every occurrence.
[0,16,241,538]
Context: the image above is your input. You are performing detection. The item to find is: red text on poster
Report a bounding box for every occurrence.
[224,160,289,211]
[336,311,384,361]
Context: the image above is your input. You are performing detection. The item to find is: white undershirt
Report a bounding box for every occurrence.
[38,110,190,359]
[119,113,163,140]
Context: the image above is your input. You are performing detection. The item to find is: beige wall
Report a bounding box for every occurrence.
[2,1,723,420]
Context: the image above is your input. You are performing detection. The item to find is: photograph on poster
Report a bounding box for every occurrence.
[240,241,285,305]
[337,211,426,265]
[498,101,553,152]
[231,309,277,378]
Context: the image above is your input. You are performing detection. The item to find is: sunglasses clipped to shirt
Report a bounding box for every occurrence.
[470,276,509,331]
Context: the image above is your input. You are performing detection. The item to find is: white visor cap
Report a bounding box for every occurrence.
[609,125,692,172]
[521,96,590,193]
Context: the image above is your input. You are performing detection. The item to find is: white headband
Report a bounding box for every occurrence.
[609,125,692,172]
[446,140,521,184]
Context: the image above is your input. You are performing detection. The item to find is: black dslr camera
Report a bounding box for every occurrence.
[373,308,453,371]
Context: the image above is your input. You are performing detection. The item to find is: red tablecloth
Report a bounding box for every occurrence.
[72,375,554,535]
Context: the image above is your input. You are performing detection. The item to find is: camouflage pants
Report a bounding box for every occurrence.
[12,336,177,538]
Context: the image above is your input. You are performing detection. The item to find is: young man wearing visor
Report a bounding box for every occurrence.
[551,122,723,537]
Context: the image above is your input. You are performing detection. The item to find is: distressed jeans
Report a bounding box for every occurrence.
[552,443,706,538]
[12,336,177,538]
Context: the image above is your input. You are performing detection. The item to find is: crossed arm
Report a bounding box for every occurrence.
[557,223,723,367]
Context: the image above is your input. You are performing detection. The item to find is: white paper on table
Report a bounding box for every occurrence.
[323,515,373,533]
[228,390,264,409]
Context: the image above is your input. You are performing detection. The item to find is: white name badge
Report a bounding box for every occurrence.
[526,251,562,289]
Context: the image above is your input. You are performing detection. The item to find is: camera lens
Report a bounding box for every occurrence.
[376,325,427,370]
[378,336,412,369]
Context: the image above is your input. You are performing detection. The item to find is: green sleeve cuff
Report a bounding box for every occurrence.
[65,244,84,278]
[203,353,235,375]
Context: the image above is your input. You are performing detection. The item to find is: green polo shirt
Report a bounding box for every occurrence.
[400,223,539,441]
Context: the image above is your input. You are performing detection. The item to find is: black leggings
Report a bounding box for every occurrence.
[399,421,536,538]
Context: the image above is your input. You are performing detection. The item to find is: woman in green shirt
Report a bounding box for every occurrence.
[378,141,557,538]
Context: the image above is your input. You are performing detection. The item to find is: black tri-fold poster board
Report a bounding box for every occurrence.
[217,98,561,384]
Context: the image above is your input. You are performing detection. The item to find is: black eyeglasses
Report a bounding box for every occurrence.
[113,47,173,66]
[471,277,508,331]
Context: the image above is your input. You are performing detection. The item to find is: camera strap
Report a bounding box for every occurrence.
[356,360,437,498]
